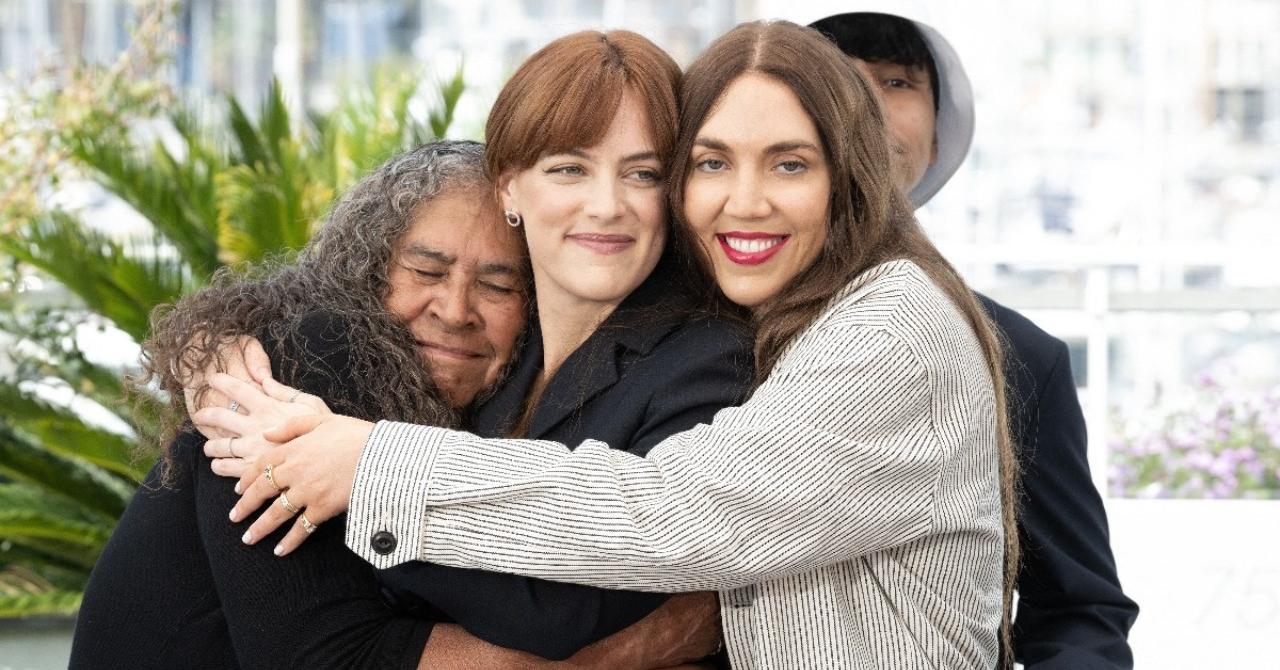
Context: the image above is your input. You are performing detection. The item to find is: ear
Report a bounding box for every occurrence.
[497,172,518,211]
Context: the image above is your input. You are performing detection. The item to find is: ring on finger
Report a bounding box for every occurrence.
[279,491,300,516]
[228,436,238,458]
[228,399,240,413]
[264,463,283,493]
[299,513,318,534]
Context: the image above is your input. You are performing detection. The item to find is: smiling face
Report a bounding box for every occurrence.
[853,59,938,194]
[500,91,666,311]
[384,188,527,408]
[683,73,831,308]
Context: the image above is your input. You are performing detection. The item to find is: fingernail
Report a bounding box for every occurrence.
[234,482,242,495]
[229,509,237,522]
[273,545,284,556]
[241,530,252,544]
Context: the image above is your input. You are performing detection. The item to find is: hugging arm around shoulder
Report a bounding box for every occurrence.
[345,276,990,592]
[377,318,754,659]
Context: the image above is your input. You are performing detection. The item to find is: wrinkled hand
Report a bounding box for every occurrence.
[563,592,722,669]
[180,335,271,439]
[231,411,374,556]
[195,372,332,477]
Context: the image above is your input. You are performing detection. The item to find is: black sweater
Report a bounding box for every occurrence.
[70,314,433,670]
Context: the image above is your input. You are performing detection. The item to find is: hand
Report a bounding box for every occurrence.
[563,592,722,669]
[231,412,374,556]
[195,373,332,477]
[180,335,271,439]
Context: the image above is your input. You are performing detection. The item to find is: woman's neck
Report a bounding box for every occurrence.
[533,281,623,383]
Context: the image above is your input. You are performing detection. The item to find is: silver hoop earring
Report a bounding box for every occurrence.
[504,209,523,227]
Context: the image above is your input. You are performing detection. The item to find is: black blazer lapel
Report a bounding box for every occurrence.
[527,335,621,439]
[471,327,544,438]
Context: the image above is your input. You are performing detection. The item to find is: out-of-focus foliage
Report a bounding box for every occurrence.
[0,0,465,618]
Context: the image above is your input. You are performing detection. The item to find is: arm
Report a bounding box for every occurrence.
[378,323,750,659]
[345,321,951,591]
[1012,344,1138,668]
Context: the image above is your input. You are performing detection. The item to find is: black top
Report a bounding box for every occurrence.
[70,313,433,670]
[979,295,1139,668]
[378,269,754,660]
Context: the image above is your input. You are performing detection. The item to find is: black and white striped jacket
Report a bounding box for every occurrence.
[346,260,1003,669]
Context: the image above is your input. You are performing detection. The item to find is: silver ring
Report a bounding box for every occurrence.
[278,491,299,516]
[299,514,318,534]
[287,389,302,403]
[228,436,238,458]
[228,399,240,413]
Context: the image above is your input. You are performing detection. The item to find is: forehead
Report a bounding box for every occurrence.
[399,189,523,266]
[697,74,820,148]
[543,91,656,160]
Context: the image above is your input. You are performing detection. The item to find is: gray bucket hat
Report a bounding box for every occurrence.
[808,12,974,207]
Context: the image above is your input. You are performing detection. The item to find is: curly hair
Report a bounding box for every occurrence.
[136,140,513,472]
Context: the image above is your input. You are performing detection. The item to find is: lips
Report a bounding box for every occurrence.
[416,340,485,362]
[566,233,635,255]
[716,232,790,265]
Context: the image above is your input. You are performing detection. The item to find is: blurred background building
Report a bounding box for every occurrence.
[2,0,1278,666]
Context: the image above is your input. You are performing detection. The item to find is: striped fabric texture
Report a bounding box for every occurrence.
[346,260,1003,669]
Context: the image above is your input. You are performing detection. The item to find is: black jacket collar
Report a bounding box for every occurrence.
[474,262,687,439]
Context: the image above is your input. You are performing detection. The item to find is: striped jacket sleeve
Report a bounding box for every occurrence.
[340,293,967,591]
[345,295,962,593]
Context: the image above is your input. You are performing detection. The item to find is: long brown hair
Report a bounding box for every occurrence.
[670,21,1019,666]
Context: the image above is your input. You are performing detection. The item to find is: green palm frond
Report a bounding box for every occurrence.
[216,83,318,264]
[0,566,83,618]
[1,59,468,619]
[0,425,134,520]
[0,483,114,551]
[0,212,189,341]
[0,382,146,481]
[69,125,223,278]
[428,66,466,141]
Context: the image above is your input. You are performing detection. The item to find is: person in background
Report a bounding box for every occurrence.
[809,10,1139,668]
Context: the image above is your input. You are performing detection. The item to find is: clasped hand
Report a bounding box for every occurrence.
[194,371,374,556]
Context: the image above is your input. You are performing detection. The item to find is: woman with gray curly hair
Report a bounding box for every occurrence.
[69,140,573,669]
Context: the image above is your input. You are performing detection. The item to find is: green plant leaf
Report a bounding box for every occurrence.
[0,426,134,520]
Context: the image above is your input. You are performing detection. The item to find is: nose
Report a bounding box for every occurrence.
[722,169,771,220]
[430,280,477,331]
[582,175,626,222]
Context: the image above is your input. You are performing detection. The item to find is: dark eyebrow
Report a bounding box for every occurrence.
[477,262,523,278]
[622,151,658,163]
[693,137,730,151]
[402,244,454,264]
[765,141,822,154]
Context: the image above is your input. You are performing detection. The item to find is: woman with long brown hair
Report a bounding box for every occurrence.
[206,20,1018,669]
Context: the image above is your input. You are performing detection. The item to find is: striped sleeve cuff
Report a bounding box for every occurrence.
[344,420,445,568]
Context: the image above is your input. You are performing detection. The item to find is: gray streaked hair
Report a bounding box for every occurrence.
[137,140,522,475]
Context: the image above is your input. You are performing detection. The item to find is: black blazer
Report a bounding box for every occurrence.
[378,271,754,659]
[980,295,1139,668]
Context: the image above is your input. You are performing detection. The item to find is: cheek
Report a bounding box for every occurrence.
[682,181,719,238]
